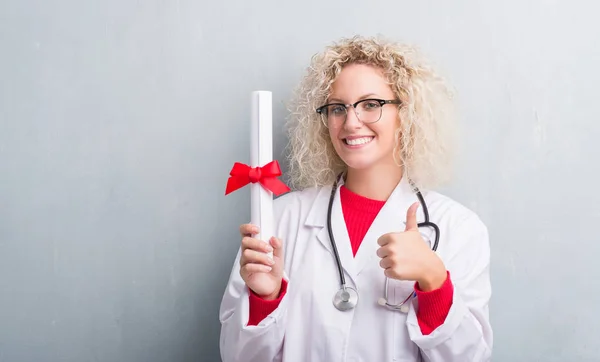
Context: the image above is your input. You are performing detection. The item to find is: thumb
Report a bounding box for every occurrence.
[270,236,284,260]
[404,202,419,231]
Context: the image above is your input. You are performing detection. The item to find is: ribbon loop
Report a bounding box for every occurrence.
[225,160,290,196]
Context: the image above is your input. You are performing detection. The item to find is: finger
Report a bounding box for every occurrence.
[239,223,259,237]
[241,248,275,267]
[269,237,284,259]
[376,246,391,258]
[241,263,272,275]
[404,202,419,231]
[383,268,396,279]
[377,234,390,247]
[379,256,393,269]
[241,236,273,254]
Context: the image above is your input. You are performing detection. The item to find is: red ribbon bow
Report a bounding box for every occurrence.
[225,160,290,196]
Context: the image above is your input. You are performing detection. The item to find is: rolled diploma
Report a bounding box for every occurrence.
[250,91,274,258]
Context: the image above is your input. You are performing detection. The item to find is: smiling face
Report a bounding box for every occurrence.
[324,63,400,173]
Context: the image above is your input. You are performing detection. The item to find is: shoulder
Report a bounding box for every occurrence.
[421,189,490,257]
[272,186,330,244]
[273,186,328,215]
[422,189,486,230]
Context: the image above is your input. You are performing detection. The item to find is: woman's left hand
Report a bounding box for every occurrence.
[376,202,447,291]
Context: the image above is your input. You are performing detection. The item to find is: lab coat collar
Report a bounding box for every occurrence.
[304,185,331,228]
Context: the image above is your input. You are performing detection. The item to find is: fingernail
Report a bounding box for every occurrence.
[268,258,275,265]
[265,244,273,252]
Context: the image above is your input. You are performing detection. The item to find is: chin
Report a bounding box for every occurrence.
[340,158,378,171]
[338,151,397,173]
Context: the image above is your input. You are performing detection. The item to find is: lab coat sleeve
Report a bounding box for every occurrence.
[219,249,289,362]
[405,213,493,362]
[219,191,301,362]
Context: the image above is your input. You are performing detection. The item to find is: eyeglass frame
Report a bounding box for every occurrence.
[315,98,402,127]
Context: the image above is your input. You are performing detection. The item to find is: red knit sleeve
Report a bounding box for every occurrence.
[247,279,288,326]
[414,271,454,335]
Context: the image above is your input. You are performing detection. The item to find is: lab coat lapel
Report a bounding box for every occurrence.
[313,180,358,286]
[353,177,416,276]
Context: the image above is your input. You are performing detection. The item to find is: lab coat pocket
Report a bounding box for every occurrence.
[390,279,421,361]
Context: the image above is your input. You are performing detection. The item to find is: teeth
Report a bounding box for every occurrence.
[346,137,373,146]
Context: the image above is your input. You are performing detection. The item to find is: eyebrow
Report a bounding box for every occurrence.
[327,93,379,104]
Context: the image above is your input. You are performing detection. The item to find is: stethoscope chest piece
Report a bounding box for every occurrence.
[333,286,358,311]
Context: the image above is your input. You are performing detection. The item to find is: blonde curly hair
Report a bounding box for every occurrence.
[284,35,458,191]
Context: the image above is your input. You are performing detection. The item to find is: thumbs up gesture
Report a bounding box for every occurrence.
[376,202,447,291]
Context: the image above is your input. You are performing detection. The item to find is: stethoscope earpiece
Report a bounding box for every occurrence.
[378,297,410,313]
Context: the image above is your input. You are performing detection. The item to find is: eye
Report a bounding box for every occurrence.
[330,105,346,115]
[363,101,381,110]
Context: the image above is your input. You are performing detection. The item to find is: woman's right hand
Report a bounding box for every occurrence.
[239,224,284,300]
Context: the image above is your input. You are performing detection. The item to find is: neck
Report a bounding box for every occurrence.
[344,164,403,201]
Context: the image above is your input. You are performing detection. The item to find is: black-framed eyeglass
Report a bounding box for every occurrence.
[315,98,401,127]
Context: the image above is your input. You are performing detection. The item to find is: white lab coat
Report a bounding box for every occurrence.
[219,177,493,362]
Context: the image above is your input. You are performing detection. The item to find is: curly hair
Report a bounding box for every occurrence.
[284,35,458,191]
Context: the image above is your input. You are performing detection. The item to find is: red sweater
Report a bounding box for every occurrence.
[247,185,454,335]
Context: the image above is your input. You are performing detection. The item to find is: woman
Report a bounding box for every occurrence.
[219,35,493,361]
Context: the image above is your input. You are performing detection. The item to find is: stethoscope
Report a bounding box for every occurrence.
[327,174,440,313]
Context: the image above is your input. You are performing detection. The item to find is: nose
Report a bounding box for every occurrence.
[343,107,362,130]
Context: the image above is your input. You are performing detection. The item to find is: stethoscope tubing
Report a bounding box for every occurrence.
[327,173,440,312]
